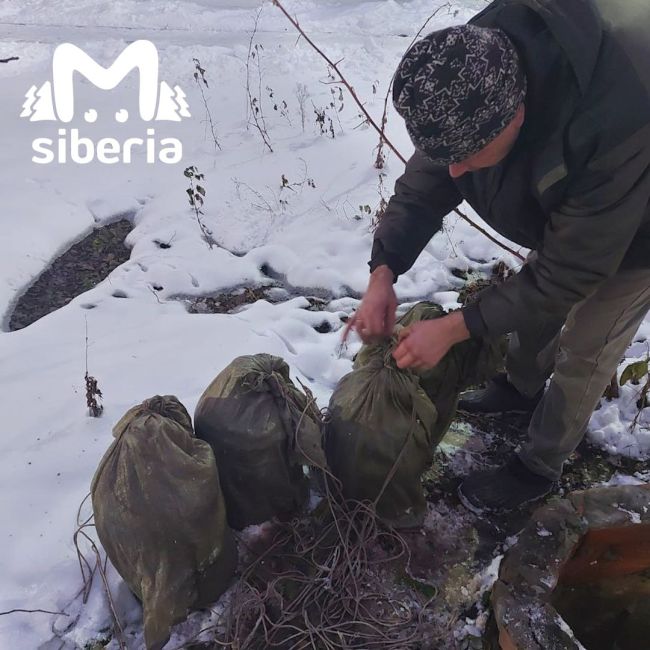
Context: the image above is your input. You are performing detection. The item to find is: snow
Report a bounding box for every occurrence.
[0,0,648,647]
[588,356,650,459]
[615,505,642,525]
[600,472,647,487]
[454,553,503,642]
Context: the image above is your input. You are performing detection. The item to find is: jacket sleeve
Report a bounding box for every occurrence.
[466,135,650,338]
[370,150,462,278]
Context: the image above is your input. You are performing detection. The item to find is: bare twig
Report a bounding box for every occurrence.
[375,3,451,169]
[0,56,18,63]
[0,609,68,617]
[232,178,275,213]
[295,82,309,132]
[272,0,402,163]
[72,493,127,650]
[246,7,274,152]
[193,58,222,152]
[271,0,526,262]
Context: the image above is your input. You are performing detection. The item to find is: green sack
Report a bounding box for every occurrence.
[326,302,502,528]
[194,354,327,530]
[325,343,439,528]
[91,395,237,650]
[395,302,503,439]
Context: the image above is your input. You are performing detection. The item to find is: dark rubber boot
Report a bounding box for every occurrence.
[458,372,543,415]
[458,456,554,514]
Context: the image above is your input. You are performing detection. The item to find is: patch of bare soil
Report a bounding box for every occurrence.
[7,219,133,331]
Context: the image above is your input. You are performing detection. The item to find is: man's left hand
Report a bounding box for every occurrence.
[393,311,471,370]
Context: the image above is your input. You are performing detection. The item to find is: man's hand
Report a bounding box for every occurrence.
[392,311,470,369]
[343,265,397,344]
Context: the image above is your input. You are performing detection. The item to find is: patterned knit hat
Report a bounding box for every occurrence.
[393,25,527,166]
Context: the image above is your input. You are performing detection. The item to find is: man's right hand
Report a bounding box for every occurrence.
[343,265,397,344]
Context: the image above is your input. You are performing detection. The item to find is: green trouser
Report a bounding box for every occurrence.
[506,268,650,480]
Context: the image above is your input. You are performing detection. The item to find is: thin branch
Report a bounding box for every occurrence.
[272,0,402,163]
[246,7,274,152]
[0,608,68,617]
[192,58,222,152]
[453,212,525,262]
[271,0,526,263]
[375,3,451,169]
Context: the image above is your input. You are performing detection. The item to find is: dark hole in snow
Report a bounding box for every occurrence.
[259,263,284,281]
[184,286,272,314]
[80,303,96,310]
[154,239,172,249]
[314,321,332,334]
[7,219,132,331]
[112,290,129,298]
[152,285,163,292]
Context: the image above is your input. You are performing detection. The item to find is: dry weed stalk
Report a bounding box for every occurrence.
[84,317,103,417]
[185,165,217,249]
[193,58,222,152]
[246,7,274,152]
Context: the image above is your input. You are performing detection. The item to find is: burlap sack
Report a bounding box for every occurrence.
[326,302,502,527]
[91,395,237,650]
[194,354,326,530]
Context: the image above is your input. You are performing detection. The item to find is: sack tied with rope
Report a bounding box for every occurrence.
[91,395,237,650]
[194,353,327,531]
[326,302,503,528]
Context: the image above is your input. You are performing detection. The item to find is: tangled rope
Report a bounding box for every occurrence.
[182,383,438,650]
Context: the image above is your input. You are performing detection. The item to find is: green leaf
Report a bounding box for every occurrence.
[620,360,649,386]
[399,573,438,600]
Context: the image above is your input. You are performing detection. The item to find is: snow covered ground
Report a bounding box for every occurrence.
[0,1,648,648]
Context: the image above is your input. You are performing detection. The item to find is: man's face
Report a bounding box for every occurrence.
[448,103,525,178]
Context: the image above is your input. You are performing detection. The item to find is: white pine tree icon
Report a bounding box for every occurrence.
[20,81,56,121]
[173,86,191,118]
[156,82,179,121]
[155,82,191,121]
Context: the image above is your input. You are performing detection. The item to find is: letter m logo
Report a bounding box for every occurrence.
[20,40,190,123]
[53,40,159,122]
